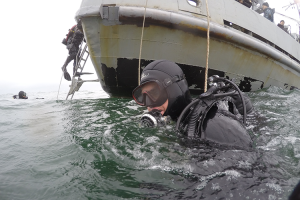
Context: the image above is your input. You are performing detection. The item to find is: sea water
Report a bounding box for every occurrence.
[0,87,300,200]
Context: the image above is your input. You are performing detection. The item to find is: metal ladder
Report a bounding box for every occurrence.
[66,42,99,100]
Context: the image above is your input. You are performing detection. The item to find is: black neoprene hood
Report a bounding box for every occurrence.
[18,91,28,99]
[140,60,192,120]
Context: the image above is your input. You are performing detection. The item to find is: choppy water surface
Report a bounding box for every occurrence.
[1,87,300,200]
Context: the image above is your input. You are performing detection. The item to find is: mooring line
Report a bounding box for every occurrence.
[138,0,149,85]
[204,0,210,93]
[57,72,63,100]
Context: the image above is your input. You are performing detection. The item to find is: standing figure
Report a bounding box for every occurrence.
[262,2,274,22]
[277,20,288,33]
[61,22,84,81]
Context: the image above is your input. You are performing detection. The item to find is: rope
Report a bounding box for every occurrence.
[204,0,210,93]
[57,72,63,100]
[138,0,149,85]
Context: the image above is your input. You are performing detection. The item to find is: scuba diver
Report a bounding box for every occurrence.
[13,91,28,99]
[132,60,253,149]
[61,21,84,81]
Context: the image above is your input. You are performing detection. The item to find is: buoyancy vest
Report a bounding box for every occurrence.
[178,95,252,148]
[176,78,253,149]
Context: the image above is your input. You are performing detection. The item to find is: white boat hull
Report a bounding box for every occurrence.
[77,0,300,96]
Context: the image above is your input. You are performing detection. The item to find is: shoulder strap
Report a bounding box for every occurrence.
[197,98,219,138]
[65,25,77,42]
[185,97,219,138]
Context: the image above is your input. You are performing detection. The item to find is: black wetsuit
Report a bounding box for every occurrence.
[13,94,28,99]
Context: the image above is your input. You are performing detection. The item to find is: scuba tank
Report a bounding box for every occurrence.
[62,25,76,46]
[176,75,253,148]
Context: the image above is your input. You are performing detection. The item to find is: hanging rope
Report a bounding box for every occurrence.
[138,0,149,85]
[57,72,63,100]
[204,0,210,93]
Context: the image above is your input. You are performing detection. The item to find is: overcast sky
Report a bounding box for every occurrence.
[0,0,99,95]
[269,0,300,33]
[0,0,299,95]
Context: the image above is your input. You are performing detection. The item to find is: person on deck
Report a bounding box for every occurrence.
[236,0,252,8]
[277,20,288,33]
[262,2,274,22]
[132,60,253,148]
[61,21,84,81]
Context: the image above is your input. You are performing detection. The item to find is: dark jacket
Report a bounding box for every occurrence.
[263,8,274,22]
[277,24,288,33]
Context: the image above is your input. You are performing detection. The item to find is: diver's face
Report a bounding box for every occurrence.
[140,82,168,115]
[280,21,285,25]
[262,5,267,10]
[147,99,169,115]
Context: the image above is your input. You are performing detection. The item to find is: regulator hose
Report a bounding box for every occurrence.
[213,90,236,98]
[217,77,247,124]
[186,102,202,137]
[175,99,200,132]
[175,77,247,136]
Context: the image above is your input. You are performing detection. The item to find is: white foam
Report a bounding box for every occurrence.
[145,136,159,144]
[266,180,283,194]
[126,106,139,111]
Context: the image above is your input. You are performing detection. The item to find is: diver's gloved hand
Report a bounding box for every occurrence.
[140,109,171,128]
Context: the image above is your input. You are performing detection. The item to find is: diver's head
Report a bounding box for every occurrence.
[132,60,191,120]
[262,2,269,9]
[77,20,83,32]
[18,91,28,99]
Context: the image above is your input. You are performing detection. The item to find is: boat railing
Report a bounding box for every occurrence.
[224,19,300,65]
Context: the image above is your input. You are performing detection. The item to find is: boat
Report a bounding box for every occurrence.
[75,0,300,97]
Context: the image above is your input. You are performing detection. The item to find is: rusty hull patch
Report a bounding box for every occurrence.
[101,59,152,97]
[284,83,299,91]
[119,15,208,38]
[119,13,242,45]
[100,58,265,97]
[238,77,264,92]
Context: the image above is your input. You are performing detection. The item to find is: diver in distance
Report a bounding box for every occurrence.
[132,60,254,149]
[13,91,28,99]
[12,91,45,99]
